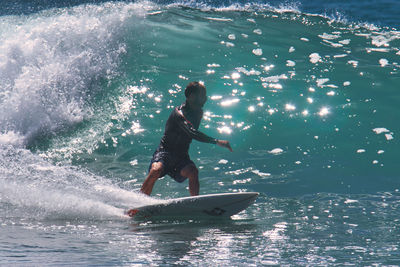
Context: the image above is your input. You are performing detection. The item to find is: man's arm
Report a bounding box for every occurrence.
[176,109,217,144]
[175,108,233,151]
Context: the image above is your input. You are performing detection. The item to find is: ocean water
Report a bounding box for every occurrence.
[1,0,399,265]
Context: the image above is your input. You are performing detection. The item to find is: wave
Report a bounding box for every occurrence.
[1,1,397,147]
[0,2,155,147]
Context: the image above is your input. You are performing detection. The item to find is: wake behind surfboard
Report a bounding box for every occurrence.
[127,192,259,218]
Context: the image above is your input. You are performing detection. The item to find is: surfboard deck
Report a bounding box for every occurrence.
[126,192,259,218]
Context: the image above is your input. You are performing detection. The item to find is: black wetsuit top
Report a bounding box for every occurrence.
[158,103,217,155]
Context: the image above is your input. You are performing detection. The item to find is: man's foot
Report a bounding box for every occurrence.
[127,209,139,217]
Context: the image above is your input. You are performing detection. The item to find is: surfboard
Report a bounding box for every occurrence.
[126,192,259,218]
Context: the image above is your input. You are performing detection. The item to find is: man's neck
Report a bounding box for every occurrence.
[183,101,202,113]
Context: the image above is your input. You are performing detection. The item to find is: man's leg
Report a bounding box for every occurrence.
[140,162,164,195]
[180,164,199,196]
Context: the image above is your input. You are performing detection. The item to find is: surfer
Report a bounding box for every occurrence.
[140,81,232,196]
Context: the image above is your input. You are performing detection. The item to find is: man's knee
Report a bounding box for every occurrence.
[183,164,198,179]
[149,162,164,178]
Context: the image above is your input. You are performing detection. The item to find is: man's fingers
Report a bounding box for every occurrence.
[227,142,233,152]
[217,140,233,152]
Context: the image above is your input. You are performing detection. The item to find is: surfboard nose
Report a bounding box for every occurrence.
[243,192,259,203]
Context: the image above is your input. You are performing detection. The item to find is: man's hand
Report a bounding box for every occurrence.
[216,140,233,152]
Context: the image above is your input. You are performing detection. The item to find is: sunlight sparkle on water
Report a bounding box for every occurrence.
[207,63,220,68]
[263,64,275,72]
[220,98,240,107]
[379,58,389,67]
[217,126,232,134]
[127,85,148,94]
[327,91,335,96]
[319,107,330,116]
[286,60,296,67]
[211,95,223,100]
[266,83,283,90]
[231,72,241,80]
[252,48,263,56]
[285,104,296,111]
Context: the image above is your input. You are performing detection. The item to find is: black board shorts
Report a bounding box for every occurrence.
[148,148,195,183]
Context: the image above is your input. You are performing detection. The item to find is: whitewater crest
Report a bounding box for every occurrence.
[0,2,156,147]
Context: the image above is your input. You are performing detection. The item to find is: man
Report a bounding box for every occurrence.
[140,81,232,196]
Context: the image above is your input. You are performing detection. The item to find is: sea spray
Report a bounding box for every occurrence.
[0,2,155,147]
[0,145,161,220]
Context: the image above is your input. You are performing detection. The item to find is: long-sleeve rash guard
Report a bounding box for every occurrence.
[158,103,217,155]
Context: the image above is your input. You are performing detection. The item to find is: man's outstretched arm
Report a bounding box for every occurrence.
[176,109,233,152]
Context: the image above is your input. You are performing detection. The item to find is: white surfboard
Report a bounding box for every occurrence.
[127,192,259,218]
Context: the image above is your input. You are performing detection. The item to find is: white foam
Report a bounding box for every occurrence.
[251,169,271,177]
[0,180,125,219]
[309,53,322,63]
[318,33,340,40]
[348,60,359,67]
[323,39,343,48]
[269,148,284,155]
[205,17,233,22]
[0,146,157,220]
[339,39,351,45]
[367,48,390,53]
[0,131,24,147]
[261,74,288,83]
[379,58,389,67]
[316,78,330,87]
[286,60,296,67]
[373,128,390,134]
[236,67,261,76]
[252,48,263,56]
[344,199,358,204]
[0,3,147,146]
[218,159,228,164]
[253,29,263,35]
[371,34,397,48]
[385,134,394,140]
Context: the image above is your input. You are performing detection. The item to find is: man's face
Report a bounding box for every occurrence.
[188,88,207,110]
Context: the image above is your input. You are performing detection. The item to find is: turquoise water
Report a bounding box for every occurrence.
[1,1,400,265]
